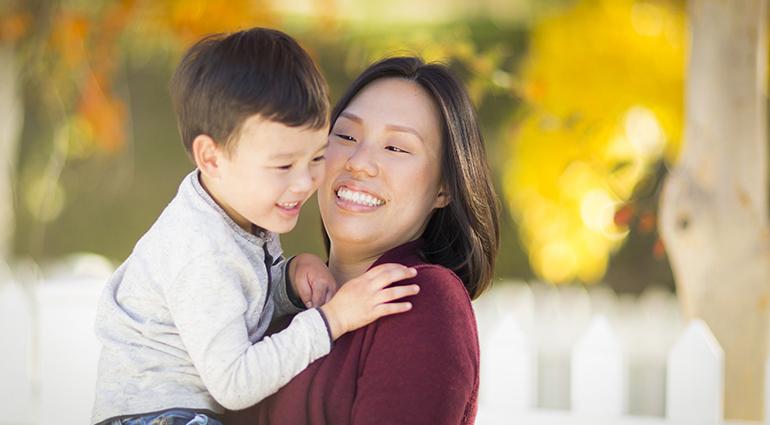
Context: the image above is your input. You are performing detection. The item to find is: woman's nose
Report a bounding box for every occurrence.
[345,143,378,177]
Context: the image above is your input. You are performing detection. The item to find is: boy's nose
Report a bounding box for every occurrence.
[291,167,318,194]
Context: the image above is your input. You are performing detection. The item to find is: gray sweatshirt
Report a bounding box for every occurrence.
[91,170,332,424]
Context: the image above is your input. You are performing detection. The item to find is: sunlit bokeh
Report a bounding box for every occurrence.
[3,0,685,289]
[504,0,684,284]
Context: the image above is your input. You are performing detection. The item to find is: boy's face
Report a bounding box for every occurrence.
[202,114,329,234]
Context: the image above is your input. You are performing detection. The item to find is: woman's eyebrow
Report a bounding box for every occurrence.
[339,111,362,123]
[340,111,424,143]
[385,124,424,143]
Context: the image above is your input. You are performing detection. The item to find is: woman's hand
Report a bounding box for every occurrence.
[320,264,419,340]
[289,254,338,308]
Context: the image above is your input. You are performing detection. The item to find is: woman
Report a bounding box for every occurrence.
[226,56,499,424]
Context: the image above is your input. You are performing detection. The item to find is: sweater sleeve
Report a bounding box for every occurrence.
[271,255,306,318]
[165,252,331,411]
[350,265,480,425]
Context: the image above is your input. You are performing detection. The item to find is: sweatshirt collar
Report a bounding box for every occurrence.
[187,169,277,247]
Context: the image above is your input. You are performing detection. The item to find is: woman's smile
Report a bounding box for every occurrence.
[336,186,385,208]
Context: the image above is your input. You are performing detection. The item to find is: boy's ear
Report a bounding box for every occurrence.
[193,135,221,178]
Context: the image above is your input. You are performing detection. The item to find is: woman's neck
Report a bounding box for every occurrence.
[327,245,382,286]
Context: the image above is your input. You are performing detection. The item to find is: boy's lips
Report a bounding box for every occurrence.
[276,201,302,216]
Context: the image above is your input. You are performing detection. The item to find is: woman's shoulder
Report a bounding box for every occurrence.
[376,239,475,318]
[387,262,477,334]
[369,261,479,370]
[409,263,469,304]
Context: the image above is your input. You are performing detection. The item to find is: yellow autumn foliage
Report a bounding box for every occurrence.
[505,0,685,283]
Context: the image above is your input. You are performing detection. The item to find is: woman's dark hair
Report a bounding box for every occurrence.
[169,27,329,160]
[323,56,500,300]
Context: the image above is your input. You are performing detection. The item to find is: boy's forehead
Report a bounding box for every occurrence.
[236,114,329,155]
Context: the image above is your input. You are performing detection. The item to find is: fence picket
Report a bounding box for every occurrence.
[530,282,572,410]
[571,315,628,417]
[666,318,725,423]
[36,276,104,425]
[480,313,537,411]
[0,281,38,424]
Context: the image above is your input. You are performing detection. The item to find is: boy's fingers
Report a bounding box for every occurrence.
[377,284,420,304]
[363,263,412,280]
[368,267,417,290]
[296,279,313,305]
[373,301,413,318]
[311,283,326,308]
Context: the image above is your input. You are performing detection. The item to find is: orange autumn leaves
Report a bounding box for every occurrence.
[1,0,277,155]
[48,5,130,154]
[0,7,32,44]
[162,0,277,43]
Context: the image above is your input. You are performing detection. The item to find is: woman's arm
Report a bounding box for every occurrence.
[351,265,480,424]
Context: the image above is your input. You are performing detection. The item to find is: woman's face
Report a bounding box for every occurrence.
[319,77,450,260]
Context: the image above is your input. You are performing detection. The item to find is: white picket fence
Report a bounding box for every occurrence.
[473,280,759,425]
[0,254,111,425]
[0,254,764,425]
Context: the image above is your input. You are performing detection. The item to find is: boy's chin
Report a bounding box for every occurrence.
[260,218,300,235]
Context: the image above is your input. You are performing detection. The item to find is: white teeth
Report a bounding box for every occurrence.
[278,202,299,209]
[336,187,384,207]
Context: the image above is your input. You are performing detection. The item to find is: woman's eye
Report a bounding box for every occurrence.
[335,133,356,142]
[386,146,409,153]
[277,164,293,170]
[312,155,326,163]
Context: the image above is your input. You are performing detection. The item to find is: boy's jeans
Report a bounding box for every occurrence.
[113,409,224,425]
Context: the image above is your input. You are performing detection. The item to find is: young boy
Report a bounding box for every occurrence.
[91,28,418,425]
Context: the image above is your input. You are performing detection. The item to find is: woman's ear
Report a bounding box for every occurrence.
[193,135,221,178]
[434,185,451,209]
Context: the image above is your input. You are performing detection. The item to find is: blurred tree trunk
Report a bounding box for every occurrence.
[0,45,22,266]
[659,0,770,420]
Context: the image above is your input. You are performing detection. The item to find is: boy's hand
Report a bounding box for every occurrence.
[319,263,419,340]
[289,254,337,309]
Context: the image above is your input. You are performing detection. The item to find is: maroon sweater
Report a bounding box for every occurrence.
[224,239,480,425]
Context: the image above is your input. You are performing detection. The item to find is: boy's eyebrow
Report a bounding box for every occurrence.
[267,151,297,160]
[268,141,329,161]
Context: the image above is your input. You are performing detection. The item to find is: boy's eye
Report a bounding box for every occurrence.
[312,155,326,163]
[276,164,293,170]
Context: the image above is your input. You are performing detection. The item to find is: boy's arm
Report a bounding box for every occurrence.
[271,255,306,318]
[167,253,331,411]
[166,254,418,411]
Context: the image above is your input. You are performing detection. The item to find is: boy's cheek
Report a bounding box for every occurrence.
[311,167,326,190]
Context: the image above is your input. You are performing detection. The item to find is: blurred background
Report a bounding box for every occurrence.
[0,0,685,295]
[7,0,770,423]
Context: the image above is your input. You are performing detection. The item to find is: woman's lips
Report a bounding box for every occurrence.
[335,186,385,207]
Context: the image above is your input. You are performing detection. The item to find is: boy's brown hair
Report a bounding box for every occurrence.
[170,28,330,160]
